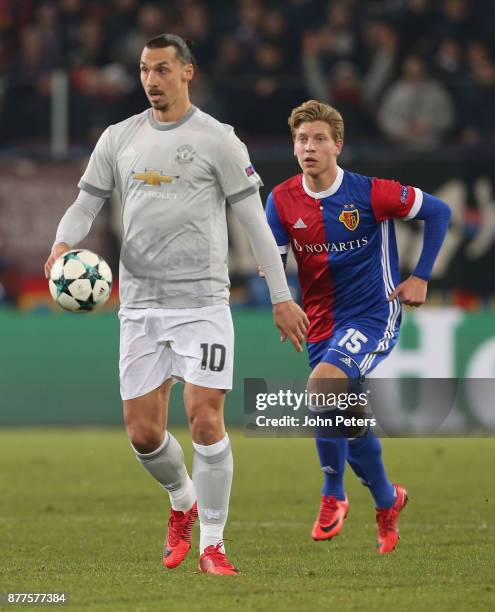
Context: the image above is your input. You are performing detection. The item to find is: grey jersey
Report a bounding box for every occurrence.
[78,106,263,308]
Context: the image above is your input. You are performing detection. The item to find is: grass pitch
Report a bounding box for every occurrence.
[0,430,494,611]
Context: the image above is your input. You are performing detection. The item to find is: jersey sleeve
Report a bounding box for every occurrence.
[215,127,263,204]
[78,128,115,198]
[265,191,290,254]
[371,178,423,222]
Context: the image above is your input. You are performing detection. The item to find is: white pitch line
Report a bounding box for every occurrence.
[231,521,495,531]
[1,516,493,532]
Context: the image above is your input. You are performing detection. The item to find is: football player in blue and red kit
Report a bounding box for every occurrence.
[265,100,451,553]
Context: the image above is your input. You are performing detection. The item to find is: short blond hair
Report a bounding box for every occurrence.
[288,100,344,142]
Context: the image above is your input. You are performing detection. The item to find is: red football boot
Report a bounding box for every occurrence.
[199,543,239,575]
[376,484,408,554]
[163,502,198,568]
[311,495,349,541]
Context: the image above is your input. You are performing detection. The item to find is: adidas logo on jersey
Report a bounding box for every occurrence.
[121,145,136,157]
[293,218,307,229]
[339,356,353,368]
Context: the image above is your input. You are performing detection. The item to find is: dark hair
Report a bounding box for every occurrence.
[145,33,197,67]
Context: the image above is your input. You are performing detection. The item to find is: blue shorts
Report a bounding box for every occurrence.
[307,315,401,378]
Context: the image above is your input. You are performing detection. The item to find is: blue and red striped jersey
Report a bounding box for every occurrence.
[266,167,423,342]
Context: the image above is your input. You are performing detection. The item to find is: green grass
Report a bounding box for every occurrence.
[0,430,494,611]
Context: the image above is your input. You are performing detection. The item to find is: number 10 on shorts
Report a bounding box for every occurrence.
[200,343,226,372]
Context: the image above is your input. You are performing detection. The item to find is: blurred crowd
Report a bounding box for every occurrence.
[1,0,495,150]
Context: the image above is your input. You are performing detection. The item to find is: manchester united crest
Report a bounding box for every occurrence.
[338,204,360,231]
[176,144,196,164]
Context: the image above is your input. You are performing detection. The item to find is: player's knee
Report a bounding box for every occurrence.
[307,372,349,404]
[366,432,382,457]
[349,430,381,456]
[188,411,222,444]
[127,422,165,454]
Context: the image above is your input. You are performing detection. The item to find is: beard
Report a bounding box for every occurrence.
[150,98,169,112]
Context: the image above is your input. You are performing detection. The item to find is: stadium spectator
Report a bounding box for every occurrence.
[433,0,479,45]
[283,0,326,33]
[189,72,227,123]
[213,36,247,82]
[378,54,455,150]
[395,0,437,57]
[112,3,168,69]
[72,17,108,67]
[321,1,357,65]
[106,0,138,55]
[179,2,217,72]
[259,9,293,66]
[35,2,62,69]
[432,38,473,138]
[433,38,463,84]
[235,0,262,52]
[211,36,248,126]
[243,41,303,136]
[1,0,495,144]
[301,30,328,103]
[462,49,495,144]
[361,20,399,108]
[0,26,51,144]
[59,0,85,65]
[301,32,373,139]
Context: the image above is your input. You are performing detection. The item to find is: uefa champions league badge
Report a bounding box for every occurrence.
[176,144,196,164]
[400,185,410,204]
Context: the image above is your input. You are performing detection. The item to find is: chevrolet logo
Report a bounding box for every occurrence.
[133,169,178,186]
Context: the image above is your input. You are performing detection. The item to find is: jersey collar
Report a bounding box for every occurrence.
[302,166,344,199]
[147,105,197,131]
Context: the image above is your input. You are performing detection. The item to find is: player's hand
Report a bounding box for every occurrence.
[258,266,265,278]
[44,242,71,279]
[273,300,310,353]
[388,275,427,307]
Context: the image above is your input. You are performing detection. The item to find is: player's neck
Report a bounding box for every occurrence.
[152,97,192,123]
[304,165,338,194]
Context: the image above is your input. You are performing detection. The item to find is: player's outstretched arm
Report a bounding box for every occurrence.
[389,192,451,307]
[43,189,106,278]
[230,192,309,352]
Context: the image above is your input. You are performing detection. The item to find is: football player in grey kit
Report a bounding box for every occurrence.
[44,34,309,575]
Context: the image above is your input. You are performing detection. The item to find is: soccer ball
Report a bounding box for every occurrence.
[49,249,112,312]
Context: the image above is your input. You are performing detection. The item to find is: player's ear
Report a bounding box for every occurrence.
[335,139,344,155]
[183,63,194,83]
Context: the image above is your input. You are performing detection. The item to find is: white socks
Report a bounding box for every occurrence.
[192,434,233,554]
[133,430,234,554]
[133,432,195,512]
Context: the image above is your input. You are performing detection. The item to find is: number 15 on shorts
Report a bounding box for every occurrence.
[337,328,368,354]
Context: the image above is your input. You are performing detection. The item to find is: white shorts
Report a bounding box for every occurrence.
[118,304,234,401]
